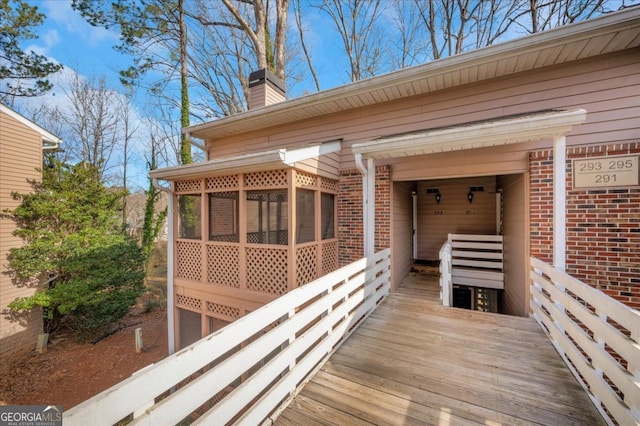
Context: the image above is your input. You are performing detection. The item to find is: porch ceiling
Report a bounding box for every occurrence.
[150,140,341,180]
[185,8,639,141]
[351,109,587,160]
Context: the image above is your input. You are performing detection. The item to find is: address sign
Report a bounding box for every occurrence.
[572,154,639,189]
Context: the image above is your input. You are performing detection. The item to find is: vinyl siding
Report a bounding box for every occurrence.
[391,181,415,290]
[0,110,44,355]
[203,49,639,171]
[499,173,529,316]
[416,176,497,261]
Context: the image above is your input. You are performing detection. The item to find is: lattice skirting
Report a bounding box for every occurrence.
[177,241,202,281]
[321,240,339,275]
[207,245,240,287]
[246,247,288,295]
[296,245,318,287]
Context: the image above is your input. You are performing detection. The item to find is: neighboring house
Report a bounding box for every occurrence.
[151,8,640,352]
[124,191,168,241]
[0,105,61,356]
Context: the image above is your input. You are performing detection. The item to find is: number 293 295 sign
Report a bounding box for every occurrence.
[572,155,639,189]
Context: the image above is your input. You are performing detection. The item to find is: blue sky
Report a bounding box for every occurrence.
[16,0,349,190]
[25,1,126,92]
[24,0,349,102]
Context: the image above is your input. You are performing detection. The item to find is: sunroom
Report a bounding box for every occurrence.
[151,141,342,349]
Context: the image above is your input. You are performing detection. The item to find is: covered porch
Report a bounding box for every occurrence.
[276,272,604,425]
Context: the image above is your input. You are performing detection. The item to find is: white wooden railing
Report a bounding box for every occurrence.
[439,234,504,308]
[439,240,452,307]
[530,257,640,426]
[64,249,391,426]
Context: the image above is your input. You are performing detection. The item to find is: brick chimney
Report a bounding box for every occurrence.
[248,69,286,109]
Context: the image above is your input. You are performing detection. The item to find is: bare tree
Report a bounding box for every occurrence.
[293,0,320,91]
[218,0,290,80]
[312,0,388,82]
[63,73,121,180]
[512,0,612,34]
[388,0,429,69]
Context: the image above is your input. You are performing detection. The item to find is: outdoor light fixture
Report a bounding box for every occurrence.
[466,186,484,204]
[427,188,441,204]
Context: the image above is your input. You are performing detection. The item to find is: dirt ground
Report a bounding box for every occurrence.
[0,307,168,411]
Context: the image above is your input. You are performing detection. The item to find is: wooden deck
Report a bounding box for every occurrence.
[275,273,605,425]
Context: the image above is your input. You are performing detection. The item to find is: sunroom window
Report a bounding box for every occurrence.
[296,189,315,244]
[178,194,202,239]
[209,191,239,242]
[246,190,288,245]
[321,192,335,240]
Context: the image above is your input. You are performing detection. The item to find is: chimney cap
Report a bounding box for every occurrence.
[248,68,286,94]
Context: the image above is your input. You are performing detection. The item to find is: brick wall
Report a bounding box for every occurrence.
[530,143,640,308]
[374,166,391,252]
[338,165,391,266]
[338,169,363,266]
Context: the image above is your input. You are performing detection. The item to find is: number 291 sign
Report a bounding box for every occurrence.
[572,155,639,189]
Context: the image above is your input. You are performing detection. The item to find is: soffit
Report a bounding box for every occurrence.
[351,109,588,159]
[150,140,341,181]
[186,7,640,141]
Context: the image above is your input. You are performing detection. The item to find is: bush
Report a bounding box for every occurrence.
[6,161,145,340]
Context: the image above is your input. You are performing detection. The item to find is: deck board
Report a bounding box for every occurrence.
[275,273,605,425]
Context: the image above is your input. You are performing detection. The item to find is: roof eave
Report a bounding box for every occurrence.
[150,140,342,181]
[352,109,588,159]
[185,7,639,141]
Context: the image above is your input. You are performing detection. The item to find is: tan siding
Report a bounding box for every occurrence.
[499,173,529,316]
[391,181,415,290]
[203,50,639,172]
[0,110,44,355]
[416,176,497,261]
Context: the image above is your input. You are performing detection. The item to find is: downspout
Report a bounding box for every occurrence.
[153,178,176,354]
[553,135,567,272]
[355,153,375,257]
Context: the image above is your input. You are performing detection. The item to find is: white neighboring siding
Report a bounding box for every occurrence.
[0,110,43,355]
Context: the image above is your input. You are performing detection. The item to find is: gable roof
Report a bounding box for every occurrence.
[0,104,62,148]
[186,6,640,141]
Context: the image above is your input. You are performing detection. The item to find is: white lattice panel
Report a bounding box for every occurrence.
[176,294,202,311]
[244,170,288,188]
[206,175,239,190]
[177,241,202,281]
[175,179,202,193]
[206,301,240,320]
[246,247,288,295]
[321,240,339,275]
[320,176,338,192]
[207,245,240,287]
[295,171,317,188]
[296,245,317,287]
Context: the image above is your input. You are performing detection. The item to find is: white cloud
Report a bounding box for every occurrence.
[24,29,60,57]
[41,0,119,47]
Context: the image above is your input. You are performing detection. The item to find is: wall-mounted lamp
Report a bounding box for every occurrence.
[467,186,484,204]
[427,188,440,204]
